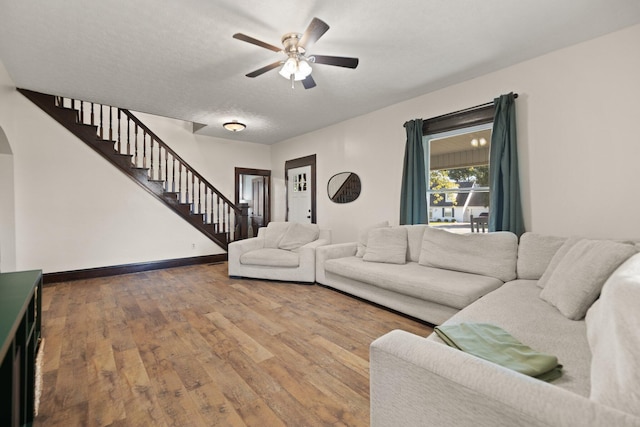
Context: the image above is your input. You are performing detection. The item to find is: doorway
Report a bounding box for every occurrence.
[285,154,316,223]
[234,168,271,236]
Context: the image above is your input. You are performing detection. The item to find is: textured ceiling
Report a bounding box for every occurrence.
[1,0,639,144]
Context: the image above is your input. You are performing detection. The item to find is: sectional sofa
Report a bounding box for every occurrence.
[315,224,640,426]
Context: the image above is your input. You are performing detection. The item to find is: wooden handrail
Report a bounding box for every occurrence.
[119,109,241,214]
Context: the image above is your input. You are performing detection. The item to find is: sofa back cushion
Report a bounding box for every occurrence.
[586,252,640,417]
[362,227,408,264]
[263,222,291,248]
[516,232,567,280]
[419,227,518,282]
[356,221,389,257]
[404,225,428,262]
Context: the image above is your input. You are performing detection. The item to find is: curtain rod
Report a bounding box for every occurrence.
[426,93,518,122]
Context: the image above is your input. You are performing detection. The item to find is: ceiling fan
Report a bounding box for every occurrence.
[233,17,359,89]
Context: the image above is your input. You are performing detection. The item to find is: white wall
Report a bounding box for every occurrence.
[271,24,640,242]
[0,61,271,273]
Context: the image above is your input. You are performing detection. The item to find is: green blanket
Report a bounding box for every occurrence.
[434,323,563,382]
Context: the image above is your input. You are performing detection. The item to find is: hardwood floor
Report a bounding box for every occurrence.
[35,262,432,427]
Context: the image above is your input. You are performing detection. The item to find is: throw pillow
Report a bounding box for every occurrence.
[278,223,320,251]
[263,222,291,248]
[355,221,389,257]
[418,227,518,282]
[362,227,408,264]
[586,253,640,417]
[536,236,580,289]
[539,239,637,320]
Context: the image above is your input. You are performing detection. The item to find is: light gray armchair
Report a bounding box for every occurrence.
[228,221,331,283]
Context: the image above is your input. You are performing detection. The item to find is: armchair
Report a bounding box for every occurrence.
[228,222,331,283]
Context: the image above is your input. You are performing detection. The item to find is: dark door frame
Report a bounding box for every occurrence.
[285,154,316,223]
[234,167,271,226]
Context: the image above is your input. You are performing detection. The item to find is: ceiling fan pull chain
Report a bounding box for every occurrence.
[290,74,295,89]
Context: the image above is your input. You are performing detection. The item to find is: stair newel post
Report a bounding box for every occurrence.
[238,202,249,241]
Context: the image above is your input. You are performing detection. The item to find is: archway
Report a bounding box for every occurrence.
[0,126,16,271]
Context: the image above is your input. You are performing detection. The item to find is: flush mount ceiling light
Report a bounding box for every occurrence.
[223,121,246,132]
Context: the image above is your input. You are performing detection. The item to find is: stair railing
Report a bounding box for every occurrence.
[54,96,249,243]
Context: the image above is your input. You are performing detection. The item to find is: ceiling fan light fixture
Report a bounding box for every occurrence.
[223,121,246,132]
[278,57,312,81]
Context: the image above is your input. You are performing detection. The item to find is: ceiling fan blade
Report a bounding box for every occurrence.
[312,55,359,69]
[246,61,282,78]
[298,17,330,49]
[233,33,281,52]
[302,75,316,89]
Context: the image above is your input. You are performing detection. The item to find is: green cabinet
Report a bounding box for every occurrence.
[0,270,43,427]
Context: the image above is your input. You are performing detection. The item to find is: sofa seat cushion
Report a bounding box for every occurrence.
[430,280,591,396]
[324,257,503,309]
[240,248,299,268]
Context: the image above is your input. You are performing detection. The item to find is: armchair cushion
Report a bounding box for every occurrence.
[264,222,291,248]
[278,223,320,251]
[240,248,300,267]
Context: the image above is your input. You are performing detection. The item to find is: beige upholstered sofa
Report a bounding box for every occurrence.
[316,223,519,325]
[228,221,331,283]
[365,231,640,426]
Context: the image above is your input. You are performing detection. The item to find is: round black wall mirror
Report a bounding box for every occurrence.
[327,172,361,203]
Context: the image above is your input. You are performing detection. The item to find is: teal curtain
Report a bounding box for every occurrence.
[489,93,524,236]
[400,119,427,224]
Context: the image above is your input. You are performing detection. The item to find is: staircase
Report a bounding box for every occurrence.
[19,89,248,250]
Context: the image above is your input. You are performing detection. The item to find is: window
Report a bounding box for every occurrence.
[420,101,495,230]
[426,124,492,228]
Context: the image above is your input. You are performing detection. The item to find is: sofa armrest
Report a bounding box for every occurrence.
[315,242,358,284]
[228,236,265,276]
[370,330,640,427]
